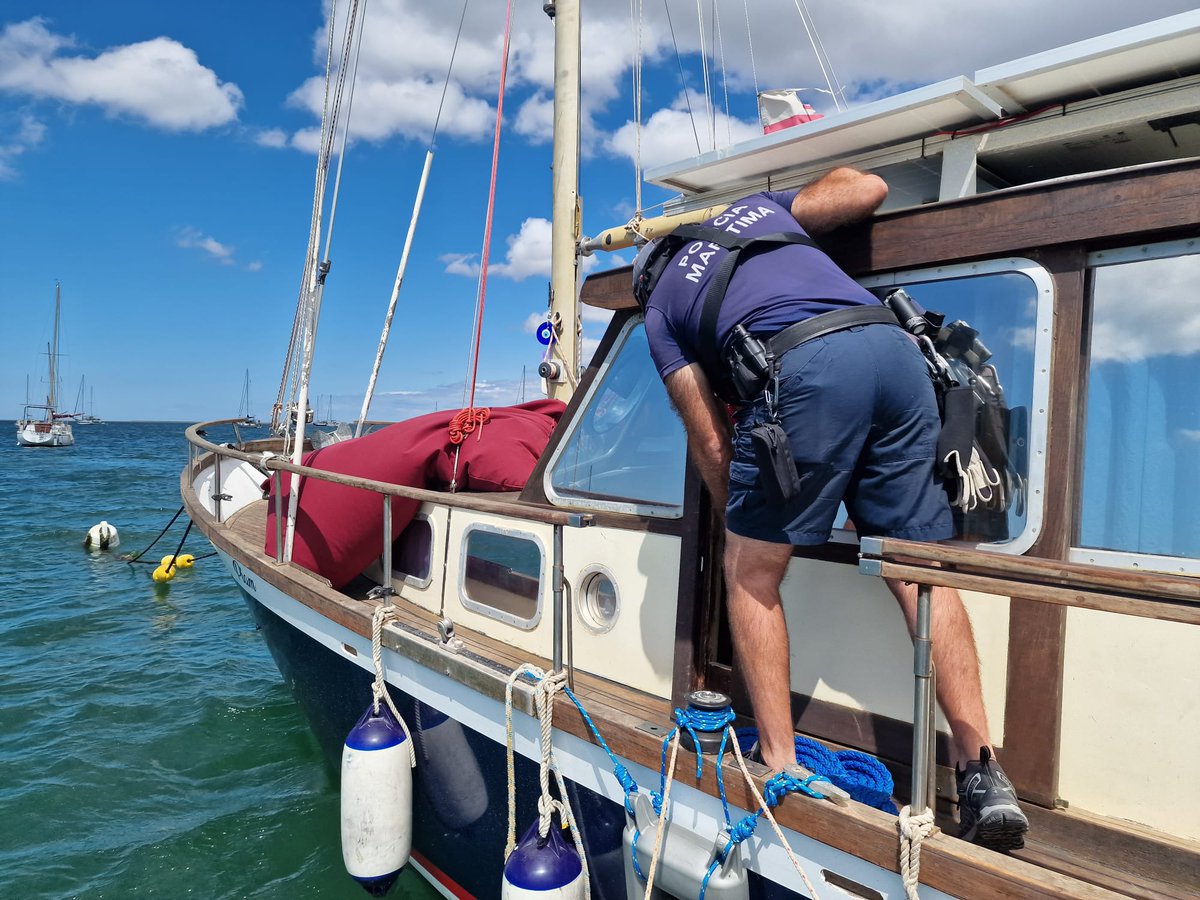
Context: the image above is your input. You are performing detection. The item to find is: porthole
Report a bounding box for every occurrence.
[577,566,619,634]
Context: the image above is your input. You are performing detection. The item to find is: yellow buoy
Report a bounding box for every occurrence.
[152,563,177,583]
[175,554,196,568]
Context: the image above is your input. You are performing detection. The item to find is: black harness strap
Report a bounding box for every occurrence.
[666,225,819,378]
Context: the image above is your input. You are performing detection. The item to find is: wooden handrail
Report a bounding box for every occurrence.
[184,420,594,528]
[859,536,1200,626]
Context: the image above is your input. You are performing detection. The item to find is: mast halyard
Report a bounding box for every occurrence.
[546,0,582,403]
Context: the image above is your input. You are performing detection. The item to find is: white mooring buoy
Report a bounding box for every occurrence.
[341,702,414,897]
[83,521,120,551]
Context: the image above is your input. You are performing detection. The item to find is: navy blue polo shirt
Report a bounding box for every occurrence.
[644,190,881,381]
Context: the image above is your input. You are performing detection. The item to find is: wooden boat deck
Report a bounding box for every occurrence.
[212,497,1200,899]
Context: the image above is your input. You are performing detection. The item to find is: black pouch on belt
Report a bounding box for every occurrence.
[749,421,804,504]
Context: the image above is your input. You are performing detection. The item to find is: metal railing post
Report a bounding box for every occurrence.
[552,523,564,674]
[381,492,393,586]
[212,453,223,523]
[911,582,935,811]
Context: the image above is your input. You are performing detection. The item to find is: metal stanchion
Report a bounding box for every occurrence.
[911,583,935,811]
[552,523,564,674]
[212,453,223,523]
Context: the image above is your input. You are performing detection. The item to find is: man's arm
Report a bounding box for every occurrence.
[789,166,887,234]
[664,363,733,514]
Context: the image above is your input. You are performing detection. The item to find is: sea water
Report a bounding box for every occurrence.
[0,422,438,899]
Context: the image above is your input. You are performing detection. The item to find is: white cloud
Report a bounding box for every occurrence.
[245,260,263,272]
[443,218,599,283]
[254,128,288,149]
[440,252,478,278]
[607,91,761,171]
[0,110,45,179]
[0,18,242,131]
[1091,256,1200,362]
[176,226,236,266]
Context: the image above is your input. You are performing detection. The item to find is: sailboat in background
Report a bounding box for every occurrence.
[74,376,104,425]
[237,369,261,427]
[17,282,75,448]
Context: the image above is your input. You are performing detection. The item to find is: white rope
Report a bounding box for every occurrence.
[503,664,591,899]
[727,729,820,899]
[369,602,417,768]
[641,728,682,899]
[898,805,937,899]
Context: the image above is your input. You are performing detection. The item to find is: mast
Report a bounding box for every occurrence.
[49,281,61,409]
[547,0,581,402]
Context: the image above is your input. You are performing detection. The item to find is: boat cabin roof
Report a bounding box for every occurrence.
[645,10,1200,209]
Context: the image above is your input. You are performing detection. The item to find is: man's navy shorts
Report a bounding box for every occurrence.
[726,323,954,546]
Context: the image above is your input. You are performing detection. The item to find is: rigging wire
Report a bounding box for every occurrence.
[355,0,470,435]
[742,0,759,102]
[801,0,847,111]
[791,0,844,111]
[713,0,732,147]
[694,0,714,150]
[631,0,645,216]
[663,0,702,155]
[273,0,343,435]
[460,0,516,414]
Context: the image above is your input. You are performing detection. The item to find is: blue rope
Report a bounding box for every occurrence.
[734,727,898,814]
[562,686,641,815]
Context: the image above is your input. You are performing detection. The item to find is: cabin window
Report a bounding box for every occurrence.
[860,259,1053,552]
[545,318,688,517]
[392,515,432,588]
[1076,240,1200,569]
[459,526,543,629]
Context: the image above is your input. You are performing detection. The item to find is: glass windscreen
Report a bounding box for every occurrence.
[548,321,688,515]
[1080,250,1200,559]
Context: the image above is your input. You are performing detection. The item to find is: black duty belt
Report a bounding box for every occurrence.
[765,304,900,359]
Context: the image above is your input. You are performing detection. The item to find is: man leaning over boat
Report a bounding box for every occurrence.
[632,167,1029,852]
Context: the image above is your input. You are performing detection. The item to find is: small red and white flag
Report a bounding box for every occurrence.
[758,89,825,134]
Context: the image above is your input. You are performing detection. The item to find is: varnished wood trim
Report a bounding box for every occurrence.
[823,160,1200,275]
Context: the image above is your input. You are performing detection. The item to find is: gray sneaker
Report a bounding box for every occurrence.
[955,747,1029,852]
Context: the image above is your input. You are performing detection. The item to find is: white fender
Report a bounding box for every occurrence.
[502,818,585,900]
[83,521,120,551]
[341,703,413,896]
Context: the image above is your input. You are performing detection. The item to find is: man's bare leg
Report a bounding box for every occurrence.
[724,531,798,773]
[886,578,991,766]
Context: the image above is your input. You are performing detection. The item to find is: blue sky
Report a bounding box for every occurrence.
[1,0,1193,422]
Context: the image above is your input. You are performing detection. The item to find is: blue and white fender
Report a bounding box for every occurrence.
[341,702,414,896]
[502,818,585,900]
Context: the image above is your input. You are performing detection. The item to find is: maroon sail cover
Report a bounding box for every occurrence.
[264,399,566,588]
